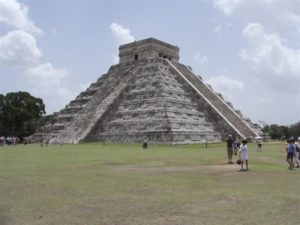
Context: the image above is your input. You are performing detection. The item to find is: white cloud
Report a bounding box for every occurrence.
[0,0,42,35]
[207,75,244,92]
[0,30,42,65]
[27,63,77,114]
[27,62,67,84]
[113,54,119,64]
[213,0,242,15]
[214,23,232,35]
[110,22,135,63]
[0,1,78,114]
[49,28,57,35]
[213,0,300,115]
[246,92,300,125]
[31,86,76,114]
[110,22,135,45]
[240,23,300,82]
[194,52,208,64]
[213,0,300,35]
[214,25,222,34]
[206,75,245,107]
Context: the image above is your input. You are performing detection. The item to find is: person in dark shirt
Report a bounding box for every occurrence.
[226,135,234,164]
[142,136,148,150]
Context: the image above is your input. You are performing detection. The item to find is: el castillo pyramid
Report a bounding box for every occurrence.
[33,38,262,144]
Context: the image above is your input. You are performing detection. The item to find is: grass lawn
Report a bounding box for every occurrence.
[0,142,299,225]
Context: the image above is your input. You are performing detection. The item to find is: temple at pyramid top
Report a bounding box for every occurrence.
[32,38,262,144]
[119,38,179,63]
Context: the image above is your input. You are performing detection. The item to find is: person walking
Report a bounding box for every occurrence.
[293,138,300,168]
[286,139,295,170]
[239,139,249,171]
[142,136,148,150]
[256,138,262,152]
[226,135,234,164]
[40,136,43,147]
[234,138,240,155]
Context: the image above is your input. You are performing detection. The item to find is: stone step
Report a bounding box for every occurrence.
[57,62,140,143]
[60,107,83,114]
[78,89,97,97]
[54,115,74,123]
[168,60,258,139]
[114,107,204,116]
[120,97,198,107]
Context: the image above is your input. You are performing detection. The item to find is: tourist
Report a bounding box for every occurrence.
[0,136,5,145]
[226,135,234,164]
[239,139,249,171]
[286,138,295,170]
[293,138,300,168]
[234,137,240,155]
[142,136,148,150]
[59,139,64,147]
[45,139,49,147]
[6,137,12,145]
[256,138,262,152]
[40,136,43,147]
[23,137,28,145]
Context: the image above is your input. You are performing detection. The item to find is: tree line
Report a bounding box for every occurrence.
[0,91,299,140]
[262,122,300,140]
[0,92,45,138]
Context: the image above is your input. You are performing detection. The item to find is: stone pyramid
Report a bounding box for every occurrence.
[33,38,262,144]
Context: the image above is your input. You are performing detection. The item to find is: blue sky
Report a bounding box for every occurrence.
[1,0,300,126]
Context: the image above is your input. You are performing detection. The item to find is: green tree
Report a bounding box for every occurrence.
[289,121,300,138]
[262,124,289,139]
[0,92,45,137]
[262,122,300,140]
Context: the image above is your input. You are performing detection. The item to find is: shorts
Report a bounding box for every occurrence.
[227,147,233,156]
[287,152,293,160]
[258,144,262,147]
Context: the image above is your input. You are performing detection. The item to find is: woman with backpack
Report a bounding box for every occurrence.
[238,139,249,171]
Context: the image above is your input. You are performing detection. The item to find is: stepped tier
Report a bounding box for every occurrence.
[32,38,261,144]
[168,60,259,139]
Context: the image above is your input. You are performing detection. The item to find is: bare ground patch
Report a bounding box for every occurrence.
[108,164,238,174]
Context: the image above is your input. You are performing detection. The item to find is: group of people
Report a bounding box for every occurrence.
[286,137,300,170]
[0,136,20,145]
[226,134,300,171]
[226,135,249,171]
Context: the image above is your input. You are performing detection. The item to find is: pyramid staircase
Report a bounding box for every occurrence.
[85,58,221,144]
[167,60,259,139]
[32,38,261,144]
[32,62,138,143]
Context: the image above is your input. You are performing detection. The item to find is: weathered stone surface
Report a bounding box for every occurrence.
[119,38,179,63]
[32,38,262,144]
